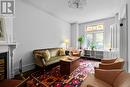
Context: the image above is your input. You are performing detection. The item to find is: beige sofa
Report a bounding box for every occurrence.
[33,48,66,67]
[81,69,130,87]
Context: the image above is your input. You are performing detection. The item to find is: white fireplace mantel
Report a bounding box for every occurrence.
[0,42,17,79]
[0,42,16,54]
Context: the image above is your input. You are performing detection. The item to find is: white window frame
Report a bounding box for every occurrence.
[86,25,104,50]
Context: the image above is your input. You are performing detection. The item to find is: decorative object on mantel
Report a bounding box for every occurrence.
[78,35,85,49]
[68,0,87,9]
[0,17,6,41]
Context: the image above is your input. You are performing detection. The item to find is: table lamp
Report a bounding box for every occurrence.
[64,39,69,49]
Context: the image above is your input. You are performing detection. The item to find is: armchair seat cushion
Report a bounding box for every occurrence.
[113,71,130,87]
[81,74,112,87]
[81,69,130,87]
[72,53,79,56]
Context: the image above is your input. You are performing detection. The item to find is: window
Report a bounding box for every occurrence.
[86,24,104,32]
[86,24,104,50]
[95,32,104,49]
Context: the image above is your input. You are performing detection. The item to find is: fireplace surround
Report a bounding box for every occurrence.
[0,43,16,79]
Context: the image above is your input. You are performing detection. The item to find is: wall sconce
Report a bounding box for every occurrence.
[106,43,112,58]
[107,43,112,52]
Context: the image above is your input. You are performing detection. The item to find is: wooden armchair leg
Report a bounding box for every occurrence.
[40,67,46,74]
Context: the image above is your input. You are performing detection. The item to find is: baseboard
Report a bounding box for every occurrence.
[14,63,35,75]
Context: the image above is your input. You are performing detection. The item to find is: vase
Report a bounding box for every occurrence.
[91,48,94,51]
[79,43,82,49]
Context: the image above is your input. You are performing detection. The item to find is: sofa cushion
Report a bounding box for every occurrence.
[58,49,65,56]
[48,57,60,62]
[42,50,50,61]
[81,74,112,87]
[113,72,130,87]
[45,56,66,66]
[49,49,59,57]
[45,57,61,66]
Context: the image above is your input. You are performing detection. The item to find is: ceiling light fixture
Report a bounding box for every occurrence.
[68,0,87,9]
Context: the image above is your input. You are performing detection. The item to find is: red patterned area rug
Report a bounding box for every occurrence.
[27,60,99,87]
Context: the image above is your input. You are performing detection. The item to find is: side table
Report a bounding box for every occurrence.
[60,56,80,76]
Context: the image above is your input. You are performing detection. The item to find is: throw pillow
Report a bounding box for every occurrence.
[56,49,60,56]
[59,48,65,56]
[42,50,50,61]
[50,49,59,57]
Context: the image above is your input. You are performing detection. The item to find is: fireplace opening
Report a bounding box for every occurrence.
[0,52,7,80]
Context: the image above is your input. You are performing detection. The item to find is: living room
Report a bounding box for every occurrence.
[0,0,130,87]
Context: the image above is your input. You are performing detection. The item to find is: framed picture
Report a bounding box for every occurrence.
[0,17,5,41]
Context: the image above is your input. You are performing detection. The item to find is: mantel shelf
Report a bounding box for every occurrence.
[0,42,17,46]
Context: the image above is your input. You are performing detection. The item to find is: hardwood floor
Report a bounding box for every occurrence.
[14,59,100,80]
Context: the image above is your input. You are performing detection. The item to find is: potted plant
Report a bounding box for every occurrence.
[78,35,85,49]
[89,41,96,51]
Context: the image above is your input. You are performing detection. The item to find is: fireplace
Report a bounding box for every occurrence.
[0,52,7,80]
[0,43,16,79]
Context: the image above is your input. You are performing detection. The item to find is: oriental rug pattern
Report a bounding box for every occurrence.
[27,60,99,87]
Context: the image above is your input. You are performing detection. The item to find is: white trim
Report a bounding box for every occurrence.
[80,17,115,24]
[0,44,16,79]
[14,63,35,75]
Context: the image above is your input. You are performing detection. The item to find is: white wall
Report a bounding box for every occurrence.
[79,17,115,49]
[13,0,70,74]
[118,0,128,71]
[70,23,79,48]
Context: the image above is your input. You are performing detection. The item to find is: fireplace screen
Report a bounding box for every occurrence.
[0,52,7,80]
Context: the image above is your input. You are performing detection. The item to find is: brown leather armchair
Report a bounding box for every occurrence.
[101,58,117,63]
[95,58,124,70]
[70,48,81,56]
[81,69,130,87]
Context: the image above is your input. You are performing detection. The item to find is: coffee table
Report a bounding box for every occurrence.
[60,56,80,76]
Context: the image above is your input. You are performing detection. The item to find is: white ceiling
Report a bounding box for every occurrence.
[25,0,122,23]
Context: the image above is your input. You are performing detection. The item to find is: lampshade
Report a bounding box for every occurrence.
[64,39,69,44]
